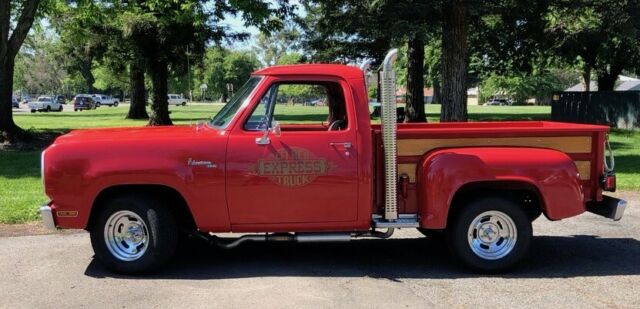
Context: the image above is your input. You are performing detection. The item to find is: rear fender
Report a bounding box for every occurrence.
[416,147,584,229]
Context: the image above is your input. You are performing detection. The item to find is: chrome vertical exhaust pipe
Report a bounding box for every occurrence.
[381,48,399,221]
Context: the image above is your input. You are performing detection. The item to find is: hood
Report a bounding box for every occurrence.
[53,125,201,145]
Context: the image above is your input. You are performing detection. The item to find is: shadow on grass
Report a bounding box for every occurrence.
[0,151,40,179]
[614,154,640,174]
[84,235,640,280]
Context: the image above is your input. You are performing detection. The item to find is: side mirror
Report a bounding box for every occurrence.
[255,121,281,145]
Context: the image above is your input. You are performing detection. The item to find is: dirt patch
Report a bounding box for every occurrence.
[0,222,82,237]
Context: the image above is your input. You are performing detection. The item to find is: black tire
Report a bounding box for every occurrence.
[46,106,51,112]
[114,102,119,107]
[90,194,178,275]
[57,105,63,112]
[446,196,532,273]
[96,102,101,107]
[30,109,36,113]
[181,102,186,106]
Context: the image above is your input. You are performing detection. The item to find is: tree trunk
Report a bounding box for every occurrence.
[0,61,25,141]
[148,59,172,125]
[126,60,149,119]
[597,71,618,91]
[78,58,96,93]
[440,0,468,122]
[582,64,591,92]
[432,77,441,104]
[405,36,426,123]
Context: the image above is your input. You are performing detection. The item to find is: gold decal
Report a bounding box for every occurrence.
[251,147,335,187]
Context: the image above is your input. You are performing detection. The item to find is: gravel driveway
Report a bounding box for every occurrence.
[1,191,638,308]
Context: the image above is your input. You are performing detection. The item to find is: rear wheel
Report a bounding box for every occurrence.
[30,109,36,113]
[90,194,178,274]
[114,102,119,107]
[181,102,186,106]
[46,106,51,112]
[446,196,531,273]
[96,102,101,107]
[57,105,63,112]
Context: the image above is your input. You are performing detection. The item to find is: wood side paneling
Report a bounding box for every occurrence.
[397,136,592,156]
[575,161,591,180]
[398,164,417,182]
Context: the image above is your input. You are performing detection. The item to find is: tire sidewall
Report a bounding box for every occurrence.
[447,197,532,273]
[90,194,177,274]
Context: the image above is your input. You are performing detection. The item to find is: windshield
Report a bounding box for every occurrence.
[210,76,262,129]
[38,97,50,102]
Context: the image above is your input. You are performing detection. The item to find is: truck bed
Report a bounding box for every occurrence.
[372,121,610,213]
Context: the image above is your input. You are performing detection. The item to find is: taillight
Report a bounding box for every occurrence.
[601,172,616,192]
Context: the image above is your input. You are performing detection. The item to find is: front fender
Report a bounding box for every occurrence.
[416,147,584,229]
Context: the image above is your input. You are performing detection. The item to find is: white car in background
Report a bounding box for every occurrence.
[168,94,187,106]
[92,94,119,107]
[29,96,63,113]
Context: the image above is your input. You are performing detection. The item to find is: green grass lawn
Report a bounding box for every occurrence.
[0,103,638,224]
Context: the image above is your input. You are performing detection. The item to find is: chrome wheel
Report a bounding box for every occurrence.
[104,210,149,261]
[467,210,517,260]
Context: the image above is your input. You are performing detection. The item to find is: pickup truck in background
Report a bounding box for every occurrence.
[29,96,63,113]
[92,94,119,107]
[40,49,625,275]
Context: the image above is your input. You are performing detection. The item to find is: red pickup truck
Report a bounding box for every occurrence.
[40,49,625,274]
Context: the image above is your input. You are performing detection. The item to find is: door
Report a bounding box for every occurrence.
[226,78,359,224]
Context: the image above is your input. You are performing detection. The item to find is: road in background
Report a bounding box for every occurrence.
[1,191,638,308]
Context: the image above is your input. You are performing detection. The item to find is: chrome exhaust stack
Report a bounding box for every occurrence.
[380,48,399,221]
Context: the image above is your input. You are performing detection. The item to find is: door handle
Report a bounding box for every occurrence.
[329,142,352,148]
[330,142,353,157]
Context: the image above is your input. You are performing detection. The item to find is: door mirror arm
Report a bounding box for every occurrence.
[255,121,280,145]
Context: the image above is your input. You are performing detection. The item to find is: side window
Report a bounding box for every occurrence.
[244,82,348,131]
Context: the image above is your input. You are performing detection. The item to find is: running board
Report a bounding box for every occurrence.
[372,214,419,228]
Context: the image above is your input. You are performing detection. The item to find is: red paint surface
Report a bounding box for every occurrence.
[42,64,609,232]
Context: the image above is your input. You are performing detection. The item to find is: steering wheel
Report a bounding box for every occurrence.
[328,120,346,131]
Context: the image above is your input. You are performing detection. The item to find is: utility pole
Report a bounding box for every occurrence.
[187,46,192,102]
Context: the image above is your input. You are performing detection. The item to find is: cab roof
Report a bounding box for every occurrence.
[253,64,365,79]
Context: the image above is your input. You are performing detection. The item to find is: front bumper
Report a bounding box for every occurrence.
[586,195,627,221]
[40,205,56,230]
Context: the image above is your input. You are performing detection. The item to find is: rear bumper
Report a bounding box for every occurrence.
[586,195,627,221]
[40,205,56,230]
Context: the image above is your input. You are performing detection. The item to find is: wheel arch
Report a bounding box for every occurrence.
[417,147,585,229]
[446,180,545,227]
[87,184,196,232]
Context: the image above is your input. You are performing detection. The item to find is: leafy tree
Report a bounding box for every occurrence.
[199,47,260,102]
[253,23,300,67]
[300,0,437,122]
[0,0,48,142]
[13,29,67,95]
[546,0,640,91]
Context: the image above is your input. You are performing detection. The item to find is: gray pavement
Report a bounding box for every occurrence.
[1,191,639,308]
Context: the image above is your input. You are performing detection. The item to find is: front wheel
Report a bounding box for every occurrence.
[113,102,119,107]
[446,197,531,273]
[90,194,178,274]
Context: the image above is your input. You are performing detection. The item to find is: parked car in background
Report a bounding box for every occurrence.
[73,94,96,111]
[12,95,19,108]
[92,94,119,107]
[29,96,63,113]
[483,98,511,106]
[54,95,66,105]
[168,94,187,106]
